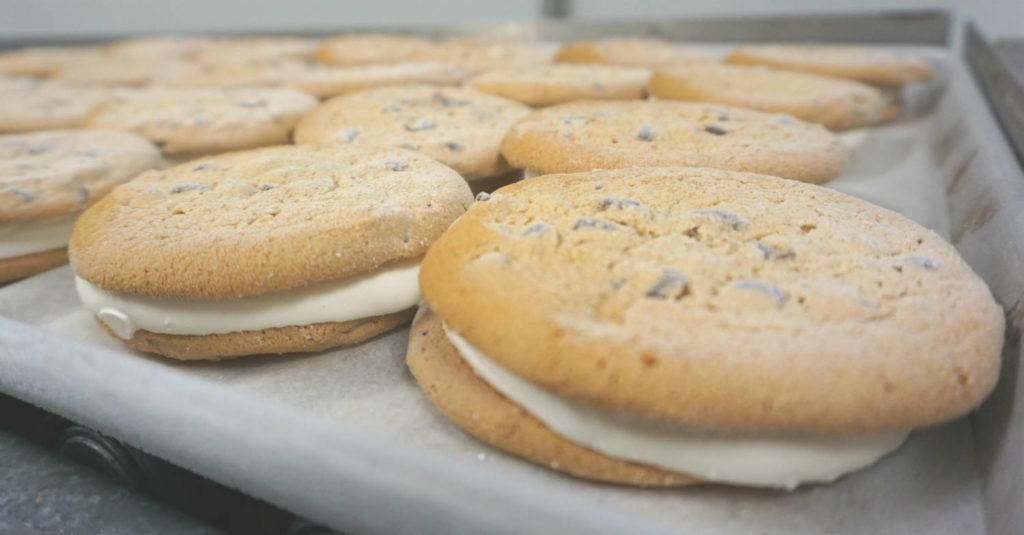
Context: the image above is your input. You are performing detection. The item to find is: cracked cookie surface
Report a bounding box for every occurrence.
[501,100,846,183]
[419,167,1003,433]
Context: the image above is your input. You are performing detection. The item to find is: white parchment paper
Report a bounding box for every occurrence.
[0,50,993,534]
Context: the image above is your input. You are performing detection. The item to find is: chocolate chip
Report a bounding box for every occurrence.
[7,187,34,202]
[571,217,620,231]
[432,92,468,107]
[191,161,216,171]
[646,268,689,300]
[718,113,730,121]
[392,137,420,150]
[753,241,779,259]
[76,183,89,207]
[474,192,490,202]
[728,279,787,308]
[594,184,604,190]
[811,98,825,111]
[636,124,657,142]
[561,114,588,125]
[687,209,747,230]
[592,82,607,92]
[260,183,279,191]
[239,98,268,108]
[340,128,359,142]
[774,115,793,125]
[523,222,553,236]
[704,124,728,136]
[381,104,403,113]
[597,197,644,211]
[592,110,610,118]
[444,141,463,151]
[386,160,407,172]
[406,117,436,132]
[170,183,212,194]
[908,255,941,271]
[561,131,574,138]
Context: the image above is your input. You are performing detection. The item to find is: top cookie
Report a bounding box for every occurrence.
[648,64,898,131]
[725,45,934,85]
[85,88,319,155]
[314,34,434,65]
[419,167,1003,433]
[70,144,473,298]
[467,64,651,107]
[501,100,846,184]
[105,35,213,60]
[555,38,715,68]
[286,63,470,99]
[408,38,554,74]
[0,77,116,133]
[0,46,105,77]
[294,85,531,180]
[189,37,319,63]
[1,130,161,222]
[151,58,311,89]
[52,54,191,87]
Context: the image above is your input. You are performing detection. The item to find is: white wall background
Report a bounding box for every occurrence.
[0,0,1020,40]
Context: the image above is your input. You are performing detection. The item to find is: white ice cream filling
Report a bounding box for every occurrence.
[838,128,870,150]
[443,324,909,489]
[0,212,80,260]
[75,258,421,339]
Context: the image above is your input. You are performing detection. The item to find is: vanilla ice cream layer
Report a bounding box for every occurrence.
[0,212,79,260]
[443,324,908,489]
[75,257,421,339]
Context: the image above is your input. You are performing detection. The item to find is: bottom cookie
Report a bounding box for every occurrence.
[0,248,69,285]
[102,307,416,360]
[407,305,697,487]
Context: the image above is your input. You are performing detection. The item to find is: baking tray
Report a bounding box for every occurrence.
[2,13,1022,535]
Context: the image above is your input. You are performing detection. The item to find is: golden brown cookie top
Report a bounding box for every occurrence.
[420,167,1003,433]
[501,100,846,183]
[555,38,715,68]
[408,38,554,74]
[294,85,531,179]
[1,130,161,222]
[467,63,651,106]
[189,37,319,63]
[725,45,935,85]
[71,144,473,298]
[0,46,106,77]
[0,77,119,133]
[314,33,435,65]
[286,62,470,98]
[648,64,897,131]
[85,88,318,154]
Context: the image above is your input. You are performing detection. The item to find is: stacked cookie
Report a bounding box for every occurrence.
[1,130,161,283]
[409,168,1003,488]
[71,145,472,359]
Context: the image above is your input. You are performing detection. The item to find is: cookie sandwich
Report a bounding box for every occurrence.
[555,38,714,68]
[1,130,161,283]
[501,100,846,184]
[467,64,651,107]
[85,88,318,160]
[295,85,531,182]
[725,45,934,86]
[0,77,115,133]
[648,64,899,131]
[409,167,1004,488]
[71,144,473,359]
